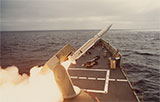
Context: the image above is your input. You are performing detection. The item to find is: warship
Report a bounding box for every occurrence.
[43,25,141,102]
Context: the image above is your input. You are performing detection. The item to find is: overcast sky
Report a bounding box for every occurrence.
[1,0,160,31]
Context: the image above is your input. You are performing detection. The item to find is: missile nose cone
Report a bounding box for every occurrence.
[97,24,112,37]
[104,24,112,32]
[108,24,112,29]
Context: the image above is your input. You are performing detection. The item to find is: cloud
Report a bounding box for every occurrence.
[1,0,160,31]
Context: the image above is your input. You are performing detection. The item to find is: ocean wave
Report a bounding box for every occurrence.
[133,51,159,57]
[152,38,160,41]
[31,45,51,52]
[123,63,160,102]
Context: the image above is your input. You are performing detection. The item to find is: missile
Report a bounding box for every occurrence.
[69,24,112,64]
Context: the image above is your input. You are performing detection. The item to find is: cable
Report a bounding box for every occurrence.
[82,89,100,102]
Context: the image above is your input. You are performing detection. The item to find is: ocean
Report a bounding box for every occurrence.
[0,30,160,102]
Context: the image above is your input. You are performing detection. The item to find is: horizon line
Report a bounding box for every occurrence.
[1,28,160,32]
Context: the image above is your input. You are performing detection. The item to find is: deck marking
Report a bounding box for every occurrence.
[71,76,106,81]
[70,76,78,79]
[109,79,127,82]
[117,79,127,82]
[88,77,96,80]
[109,79,116,81]
[79,77,87,80]
[97,78,105,81]
[69,68,107,72]
[104,70,110,93]
[86,89,105,93]
[70,76,127,82]
[69,69,110,94]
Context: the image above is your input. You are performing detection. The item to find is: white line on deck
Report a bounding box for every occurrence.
[70,76,127,82]
[117,79,127,82]
[107,78,128,82]
[97,78,105,81]
[79,77,87,80]
[68,68,107,72]
[109,79,116,81]
[88,77,96,80]
[70,76,78,79]
[71,76,106,81]
[86,89,105,93]
[104,70,110,93]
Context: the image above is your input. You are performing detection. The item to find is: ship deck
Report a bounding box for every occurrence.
[68,39,140,102]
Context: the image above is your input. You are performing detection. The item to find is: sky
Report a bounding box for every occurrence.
[1,0,160,31]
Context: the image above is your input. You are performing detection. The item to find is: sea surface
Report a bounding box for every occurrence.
[0,30,160,102]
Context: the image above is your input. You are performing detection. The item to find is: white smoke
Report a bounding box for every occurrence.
[0,66,62,102]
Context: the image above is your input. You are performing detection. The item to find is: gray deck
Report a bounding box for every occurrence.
[68,39,139,102]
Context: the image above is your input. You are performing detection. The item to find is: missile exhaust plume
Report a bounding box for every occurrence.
[0,66,63,102]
